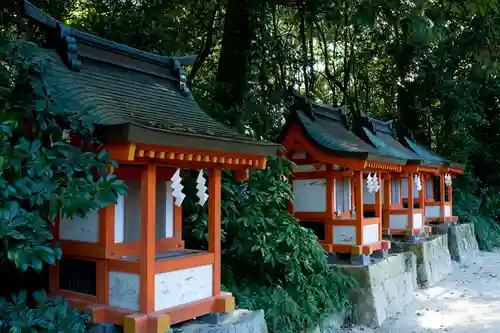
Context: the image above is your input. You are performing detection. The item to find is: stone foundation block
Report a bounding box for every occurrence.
[335,252,417,327]
[306,312,344,333]
[432,223,479,263]
[390,235,452,288]
[173,309,268,333]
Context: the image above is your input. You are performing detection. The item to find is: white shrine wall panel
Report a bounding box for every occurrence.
[59,209,99,243]
[413,213,423,229]
[115,180,175,243]
[389,214,409,229]
[293,179,327,212]
[362,224,379,244]
[391,178,401,204]
[154,264,213,311]
[334,178,351,213]
[444,204,451,217]
[333,225,356,245]
[425,206,441,218]
[108,272,140,311]
[425,179,433,199]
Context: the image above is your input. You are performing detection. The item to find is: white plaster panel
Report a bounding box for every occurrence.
[293,164,326,172]
[363,179,384,205]
[363,224,379,244]
[114,195,125,243]
[402,178,408,199]
[445,205,451,217]
[391,179,401,204]
[333,225,356,245]
[109,271,140,311]
[389,214,408,229]
[381,180,385,204]
[413,213,423,229]
[402,177,420,199]
[334,178,351,213]
[117,180,175,243]
[155,264,213,311]
[333,178,337,211]
[293,179,326,212]
[156,181,174,239]
[426,179,433,199]
[364,180,376,204]
[59,209,99,242]
[425,206,441,218]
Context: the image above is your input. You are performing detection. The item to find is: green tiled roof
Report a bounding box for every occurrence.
[286,90,405,164]
[24,1,279,157]
[37,50,248,140]
[297,111,369,155]
[357,117,422,163]
[404,138,447,164]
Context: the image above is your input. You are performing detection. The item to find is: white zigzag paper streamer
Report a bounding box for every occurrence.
[414,174,422,192]
[196,170,209,206]
[170,169,185,207]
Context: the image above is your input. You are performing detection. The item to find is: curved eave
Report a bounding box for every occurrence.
[281,119,406,169]
[294,118,370,161]
[102,141,271,171]
[101,123,280,158]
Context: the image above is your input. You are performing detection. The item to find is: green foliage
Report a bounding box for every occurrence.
[183,155,355,333]
[0,33,126,273]
[0,290,89,333]
[0,31,125,332]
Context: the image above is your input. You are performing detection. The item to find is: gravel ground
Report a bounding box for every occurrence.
[344,250,500,333]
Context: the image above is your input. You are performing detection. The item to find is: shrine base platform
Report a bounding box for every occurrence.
[388,234,452,288]
[90,309,268,333]
[431,222,479,263]
[334,252,418,328]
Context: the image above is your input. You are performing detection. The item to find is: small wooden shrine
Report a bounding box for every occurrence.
[280,90,406,264]
[353,117,435,237]
[396,134,465,223]
[24,2,279,332]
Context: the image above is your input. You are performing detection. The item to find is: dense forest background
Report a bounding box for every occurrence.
[3,0,500,332]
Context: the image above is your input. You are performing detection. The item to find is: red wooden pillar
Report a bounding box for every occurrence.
[440,173,446,221]
[140,164,156,313]
[374,173,382,218]
[399,176,403,204]
[208,168,222,297]
[383,175,391,230]
[419,173,426,212]
[325,165,335,244]
[354,170,364,244]
[374,173,382,240]
[326,164,335,219]
[408,173,415,229]
[174,169,183,242]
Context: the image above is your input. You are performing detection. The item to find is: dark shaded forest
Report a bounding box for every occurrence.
[2,0,500,332]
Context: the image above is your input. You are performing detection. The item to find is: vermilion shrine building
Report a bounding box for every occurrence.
[394,131,465,223]
[353,116,436,237]
[24,2,279,332]
[281,91,465,262]
[280,90,405,264]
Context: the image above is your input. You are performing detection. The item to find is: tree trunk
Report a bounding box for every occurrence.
[215,0,252,116]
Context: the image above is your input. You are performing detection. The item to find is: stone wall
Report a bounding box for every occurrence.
[336,252,417,327]
[432,223,479,263]
[449,223,479,262]
[390,235,452,288]
[173,309,268,333]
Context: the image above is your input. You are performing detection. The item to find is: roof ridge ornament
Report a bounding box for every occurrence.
[56,23,82,71]
[172,59,192,98]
